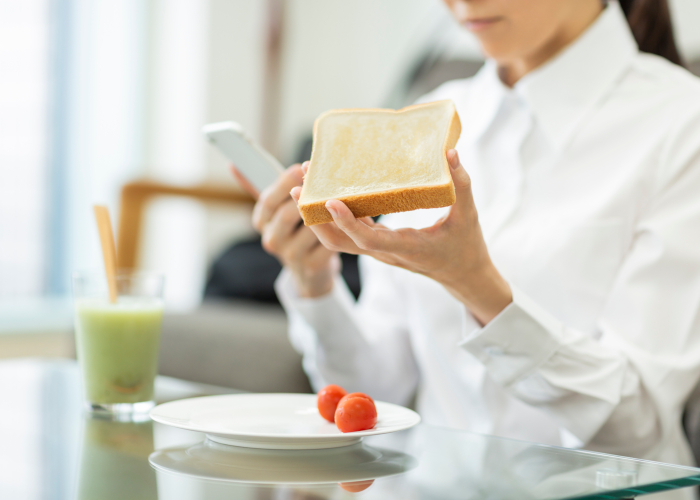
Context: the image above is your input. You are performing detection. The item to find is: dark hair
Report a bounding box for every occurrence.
[617,0,684,66]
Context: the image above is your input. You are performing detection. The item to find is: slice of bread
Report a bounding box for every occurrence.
[298,100,462,226]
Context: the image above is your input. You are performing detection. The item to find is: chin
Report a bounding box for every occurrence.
[476,41,516,62]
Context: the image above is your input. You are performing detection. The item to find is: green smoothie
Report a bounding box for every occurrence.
[75,297,163,405]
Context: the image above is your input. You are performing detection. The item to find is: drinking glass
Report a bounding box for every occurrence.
[73,270,165,415]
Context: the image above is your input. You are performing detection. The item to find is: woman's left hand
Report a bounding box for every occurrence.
[290,149,513,325]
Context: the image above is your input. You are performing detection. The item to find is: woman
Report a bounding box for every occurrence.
[236,0,700,476]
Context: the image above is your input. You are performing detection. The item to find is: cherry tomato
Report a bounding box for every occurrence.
[338,392,374,407]
[335,396,377,432]
[338,480,374,492]
[317,384,347,422]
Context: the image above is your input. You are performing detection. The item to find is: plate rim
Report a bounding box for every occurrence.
[149,393,421,440]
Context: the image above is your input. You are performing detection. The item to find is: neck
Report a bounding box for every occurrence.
[498,2,604,87]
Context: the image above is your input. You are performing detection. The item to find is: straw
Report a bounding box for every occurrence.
[93,205,118,303]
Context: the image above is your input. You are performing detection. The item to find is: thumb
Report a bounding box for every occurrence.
[445,149,476,223]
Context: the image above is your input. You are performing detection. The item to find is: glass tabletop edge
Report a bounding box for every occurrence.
[422,424,700,474]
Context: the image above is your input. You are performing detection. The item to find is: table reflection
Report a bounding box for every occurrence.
[77,415,157,500]
[150,438,416,483]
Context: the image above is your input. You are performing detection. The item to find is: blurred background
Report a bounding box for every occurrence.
[1,0,700,367]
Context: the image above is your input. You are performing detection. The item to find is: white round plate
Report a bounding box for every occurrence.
[149,440,418,484]
[149,393,421,450]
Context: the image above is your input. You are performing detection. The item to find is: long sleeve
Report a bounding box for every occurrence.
[461,110,700,460]
[275,255,419,406]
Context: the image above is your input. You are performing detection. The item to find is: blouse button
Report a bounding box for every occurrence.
[484,346,504,357]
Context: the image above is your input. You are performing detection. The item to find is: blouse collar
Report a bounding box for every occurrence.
[468,1,639,150]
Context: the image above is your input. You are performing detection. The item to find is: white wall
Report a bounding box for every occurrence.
[140,0,269,309]
[205,0,267,180]
[670,0,700,59]
[0,0,49,298]
[278,0,453,165]
[65,0,146,281]
[139,0,210,310]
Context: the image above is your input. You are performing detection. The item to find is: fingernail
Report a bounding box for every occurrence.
[448,150,459,170]
[325,202,338,218]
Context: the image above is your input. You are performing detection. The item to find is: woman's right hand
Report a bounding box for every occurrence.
[230,162,340,298]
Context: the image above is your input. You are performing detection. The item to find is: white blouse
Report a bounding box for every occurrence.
[276,1,700,477]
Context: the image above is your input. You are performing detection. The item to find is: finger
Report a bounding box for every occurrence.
[444,149,477,225]
[260,200,303,255]
[283,226,324,264]
[253,164,303,231]
[325,200,407,253]
[304,241,338,272]
[289,161,309,204]
[360,217,377,227]
[229,165,260,200]
[360,217,392,231]
[307,215,364,255]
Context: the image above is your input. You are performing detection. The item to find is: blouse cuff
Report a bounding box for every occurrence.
[459,285,563,387]
[274,269,357,341]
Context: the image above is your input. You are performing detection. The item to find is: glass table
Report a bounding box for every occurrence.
[2,358,699,500]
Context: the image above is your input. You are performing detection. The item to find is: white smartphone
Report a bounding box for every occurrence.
[202,121,285,193]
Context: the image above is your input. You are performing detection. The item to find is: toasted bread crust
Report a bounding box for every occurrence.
[300,100,462,226]
[299,182,457,225]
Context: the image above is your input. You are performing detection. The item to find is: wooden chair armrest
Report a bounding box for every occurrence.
[117,179,255,270]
